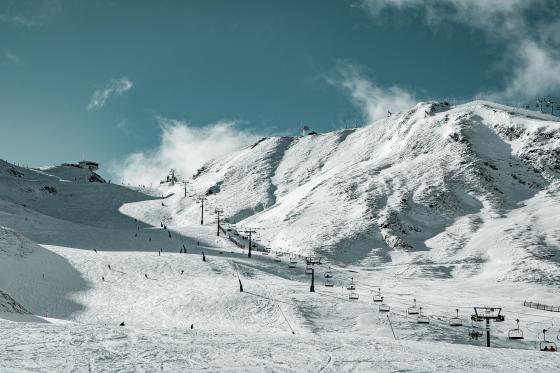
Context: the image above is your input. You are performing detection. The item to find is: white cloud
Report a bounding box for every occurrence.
[87,78,133,110]
[329,64,416,123]
[112,118,259,186]
[357,0,560,102]
[358,0,537,37]
[486,41,560,101]
[0,0,62,27]
[3,50,20,65]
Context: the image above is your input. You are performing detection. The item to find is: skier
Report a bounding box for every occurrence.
[202,251,206,262]
[158,249,160,257]
[108,265,111,270]
[168,231,171,238]
[94,249,97,253]
[181,270,184,275]
[119,321,125,326]
[102,276,104,281]
[149,237,152,242]
[190,324,194,329]
[145,274,148,279]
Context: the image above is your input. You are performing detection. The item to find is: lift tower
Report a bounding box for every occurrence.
[471,307,504,347]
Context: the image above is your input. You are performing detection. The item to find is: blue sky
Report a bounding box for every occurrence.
[1,0,559,182]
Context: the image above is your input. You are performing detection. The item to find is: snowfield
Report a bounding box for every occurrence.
[1,101,560,371]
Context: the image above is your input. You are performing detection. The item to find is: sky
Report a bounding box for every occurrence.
[1,0,559,183]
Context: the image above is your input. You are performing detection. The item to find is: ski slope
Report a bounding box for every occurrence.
[1,101,560,371]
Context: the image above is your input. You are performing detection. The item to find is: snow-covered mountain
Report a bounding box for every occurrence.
[131,101,560,284]
[1,101,560,371]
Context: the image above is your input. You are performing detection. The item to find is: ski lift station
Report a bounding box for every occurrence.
[78,160,99,171]
[302,125,318,136]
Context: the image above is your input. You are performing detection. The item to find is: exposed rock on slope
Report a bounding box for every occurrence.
[150,101,559,282]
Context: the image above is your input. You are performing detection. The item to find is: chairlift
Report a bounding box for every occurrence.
[469,329,483,339]
[347,277,359,300]
[324,267,334,287]
[417,307,430,324]
[470,313,484,322]
[379,298,390,312]
[540,329,557,352]
[347,277,356,291]
[373,288,383,303]
[449,309,463,327]
[288,256,297,268]
[508,318,524,340]
[407,298,419,315]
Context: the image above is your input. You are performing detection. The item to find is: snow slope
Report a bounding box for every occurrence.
[1,101,560,371]
[127,101,560,284]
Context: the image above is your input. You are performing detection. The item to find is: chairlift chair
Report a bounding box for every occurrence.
[417,307,430,324]
[348,290,359,301]
[274,252,282,262]
[324,277,334,287]
[347,277,356,291]
[469,329,483,339]
[508,318,524,340]
[407,299,419,315]
[378,297,390,312]
[288,256,297,268]
[305,263,313,275]
[540,329,557,352]
[373,288,383,303]
[470,314,483,322]
[449,309,463,327]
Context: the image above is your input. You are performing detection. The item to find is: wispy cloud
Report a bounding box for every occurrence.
[485,41,560,101]
[87,78,134,110]
[328,63,416,124]
[112,118,259,186]
[357,0,560,102]
[0,0,62,27]
[3,50,21,65]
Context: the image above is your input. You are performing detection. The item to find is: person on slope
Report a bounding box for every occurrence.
[145,274,148,279]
